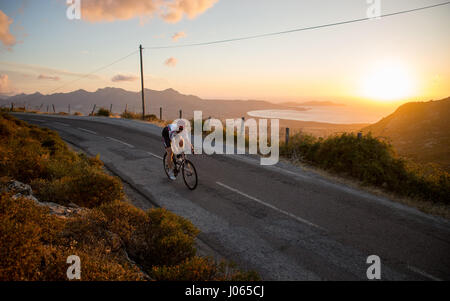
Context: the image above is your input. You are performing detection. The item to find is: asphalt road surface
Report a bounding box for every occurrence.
[13,113,450,281]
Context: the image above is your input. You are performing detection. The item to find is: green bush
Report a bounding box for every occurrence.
[96,108,111,117]
[0,113,123,207]
[99,201,198,269]
[280,132,450,204]
[121,111,158,121]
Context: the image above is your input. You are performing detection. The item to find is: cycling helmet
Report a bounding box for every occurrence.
[176,120,185,132]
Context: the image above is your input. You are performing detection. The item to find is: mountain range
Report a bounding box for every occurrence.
[0,87,295,120]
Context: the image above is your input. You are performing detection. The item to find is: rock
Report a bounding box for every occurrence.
[6,180,33,196]
[12,193,39,203]
[2,179,85,219]
[37,202,85,219]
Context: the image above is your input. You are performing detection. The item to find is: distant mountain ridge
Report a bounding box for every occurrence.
[362,97,450,169]
[0,87,290,120]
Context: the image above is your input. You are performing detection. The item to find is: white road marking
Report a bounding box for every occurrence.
[29,118,45,122]
[407,265,443,281]
[106,136,134,148]
[77,127,97,135]
[216,181,324,230]
[147,151,163,160]
[54,121,69,126]
[277,167,309,179]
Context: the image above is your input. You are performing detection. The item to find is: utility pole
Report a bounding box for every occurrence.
[139,44,145,120]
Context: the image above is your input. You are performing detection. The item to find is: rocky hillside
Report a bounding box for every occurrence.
[362,97,450,170]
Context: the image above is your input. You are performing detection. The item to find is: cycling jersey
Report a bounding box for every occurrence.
[162,124,178,148]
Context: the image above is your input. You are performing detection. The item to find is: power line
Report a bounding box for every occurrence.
[143,1,450,50]
[45,49,138,95]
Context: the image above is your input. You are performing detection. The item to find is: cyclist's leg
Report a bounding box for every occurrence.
[162,126,174,170]
[166,147,174,170]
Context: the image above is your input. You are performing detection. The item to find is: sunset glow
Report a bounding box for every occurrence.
[361,61,415,102]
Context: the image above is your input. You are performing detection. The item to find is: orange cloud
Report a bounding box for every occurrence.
[0,10,16,50]
[37,74,60,81]
[111,74,138,82]
[172,31,186,41]
[80,0,219,23]
[164,57,177,67]
[0,74,13,95]
[162,0,218,23]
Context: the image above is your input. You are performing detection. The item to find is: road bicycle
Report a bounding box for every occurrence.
[163,151,198,190]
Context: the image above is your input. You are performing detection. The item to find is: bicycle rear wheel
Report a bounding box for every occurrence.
[182,160,198,190]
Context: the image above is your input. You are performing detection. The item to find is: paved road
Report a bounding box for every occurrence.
[13,113,450,281]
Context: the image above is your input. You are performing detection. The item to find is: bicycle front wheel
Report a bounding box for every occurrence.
[182,160,198,190]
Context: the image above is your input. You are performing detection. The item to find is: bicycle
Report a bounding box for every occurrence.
[163,151,198,190]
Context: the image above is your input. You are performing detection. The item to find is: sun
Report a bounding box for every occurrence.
[361,61,415,101]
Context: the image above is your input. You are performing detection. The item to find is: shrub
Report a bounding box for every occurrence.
[0,113,123,207]
[280,132,450,204]
[120,111,140,119]
[98,201,198,269]
[150,256,260,281]
[120,111,158,121]
[32,169,123,207]
[96,108,111,117]
[0,193,146,280]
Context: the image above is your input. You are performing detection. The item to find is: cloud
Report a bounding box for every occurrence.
[172,31,186,41]
[164,57,177,67]
[0,10,16,50]
[80,0,218,23]
[162,0,218,23]
[0,61,100,80]
[0,74,14,95]
[37,74,60,81]
[111,74,138,82]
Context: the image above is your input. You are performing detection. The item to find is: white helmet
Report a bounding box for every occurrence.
[175,119,185,132]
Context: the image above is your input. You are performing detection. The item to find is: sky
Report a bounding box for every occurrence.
[0,0,449,109]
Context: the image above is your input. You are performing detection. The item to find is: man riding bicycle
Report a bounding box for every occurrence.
[162,120,185,180]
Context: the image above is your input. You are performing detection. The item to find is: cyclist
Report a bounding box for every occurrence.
[162,120,185,180]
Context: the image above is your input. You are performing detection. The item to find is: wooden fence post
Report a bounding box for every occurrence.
[285,128,290,145]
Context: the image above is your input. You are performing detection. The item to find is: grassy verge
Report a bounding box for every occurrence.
[0,113,259,280]
[280,132,450,217]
